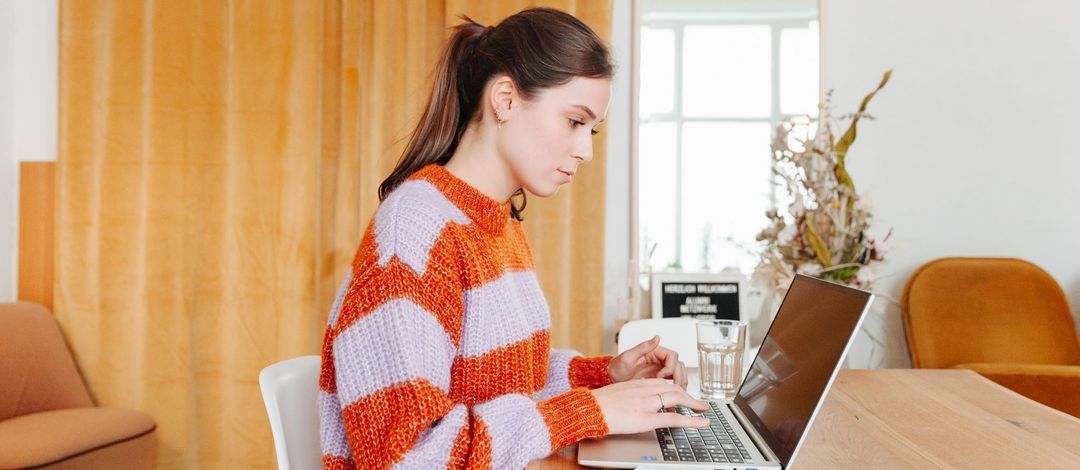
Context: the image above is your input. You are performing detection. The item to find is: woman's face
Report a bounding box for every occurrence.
[496,77,611,198]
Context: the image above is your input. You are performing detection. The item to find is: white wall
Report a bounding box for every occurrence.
[0,0,58,301]
[822,0,1080,367]
[0,0,14,301]
[603,0,634,354]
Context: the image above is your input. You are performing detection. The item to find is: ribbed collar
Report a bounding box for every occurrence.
[410,163,512,235]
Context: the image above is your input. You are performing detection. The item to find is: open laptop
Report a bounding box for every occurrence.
[579,274,873,469]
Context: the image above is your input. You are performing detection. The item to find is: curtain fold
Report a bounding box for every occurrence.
[57,1,611,468]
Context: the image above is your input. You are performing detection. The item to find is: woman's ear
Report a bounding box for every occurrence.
[488,75,517,121]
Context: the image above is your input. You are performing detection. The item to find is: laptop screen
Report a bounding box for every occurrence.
[732,275,872,467]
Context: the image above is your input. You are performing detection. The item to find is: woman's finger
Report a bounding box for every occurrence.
[654,347,678,379]
[674,361,687,390]
[654,411,710,429]
[659,386,710,412]
[621,335,661,365]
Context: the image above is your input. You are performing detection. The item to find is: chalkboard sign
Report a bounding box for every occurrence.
[650,273,746,321]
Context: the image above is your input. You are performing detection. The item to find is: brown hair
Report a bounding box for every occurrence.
[378,7,614,220]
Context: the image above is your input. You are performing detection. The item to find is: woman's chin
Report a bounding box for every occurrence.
[523,183,563,198]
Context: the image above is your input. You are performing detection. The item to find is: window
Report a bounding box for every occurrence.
[637,3,819,274]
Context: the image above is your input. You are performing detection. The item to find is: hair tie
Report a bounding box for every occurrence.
[478,24,495,41]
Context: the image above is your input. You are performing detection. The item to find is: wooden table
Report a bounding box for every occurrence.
[530,369,1080,469]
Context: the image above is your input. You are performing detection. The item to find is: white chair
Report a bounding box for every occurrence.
[617,317,701,368]
[259,355,322,470]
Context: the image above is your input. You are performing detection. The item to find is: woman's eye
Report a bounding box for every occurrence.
[570,118,598,135]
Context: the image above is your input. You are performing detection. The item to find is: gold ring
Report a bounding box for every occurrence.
[657,392,666,411]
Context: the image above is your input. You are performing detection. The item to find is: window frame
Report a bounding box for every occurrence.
[636,13,819,273]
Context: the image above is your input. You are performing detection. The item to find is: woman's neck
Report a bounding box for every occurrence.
[443,126,518,202]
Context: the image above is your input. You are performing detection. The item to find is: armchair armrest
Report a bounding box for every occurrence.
[955,363,1080,418]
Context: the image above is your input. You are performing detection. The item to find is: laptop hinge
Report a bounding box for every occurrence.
[728,403,781,464]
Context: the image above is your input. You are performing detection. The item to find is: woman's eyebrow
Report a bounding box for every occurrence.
[570,104,597,121]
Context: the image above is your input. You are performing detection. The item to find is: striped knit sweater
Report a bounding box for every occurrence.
[318,164,614,469]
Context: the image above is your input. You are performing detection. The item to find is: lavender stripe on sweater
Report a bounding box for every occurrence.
[332,298,456,405]
[460,271,551,357]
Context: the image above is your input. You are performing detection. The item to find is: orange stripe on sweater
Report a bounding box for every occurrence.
[340,379,456,468]
[457,222,536,289]
[321,455,355,470]
[536,387,610,451]
[568,355,615,389]
[319,327,337,391]
[447,415,493,470]
[333,228,466,346]
[450,330,550,404]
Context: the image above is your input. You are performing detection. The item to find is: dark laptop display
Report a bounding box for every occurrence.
[732,275,872,467]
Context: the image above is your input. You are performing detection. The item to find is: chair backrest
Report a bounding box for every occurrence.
[259,355,322,470]
[902,257,1080,368]
[0,302,93,421]
[618,318,700,368]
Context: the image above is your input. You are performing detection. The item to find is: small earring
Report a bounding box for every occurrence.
[496,113,503,129]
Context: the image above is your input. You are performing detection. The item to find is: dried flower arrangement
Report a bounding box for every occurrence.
[753,70,893,297]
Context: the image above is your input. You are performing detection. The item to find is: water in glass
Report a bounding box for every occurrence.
[698,341,744,400]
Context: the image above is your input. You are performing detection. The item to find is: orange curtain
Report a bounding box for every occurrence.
[57,1,611,468]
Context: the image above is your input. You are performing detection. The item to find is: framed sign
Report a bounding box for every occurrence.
[650,272,746,321]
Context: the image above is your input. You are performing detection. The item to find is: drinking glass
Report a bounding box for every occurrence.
[696,319,748,400]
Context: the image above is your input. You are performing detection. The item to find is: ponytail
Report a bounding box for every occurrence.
[378,17,486,202]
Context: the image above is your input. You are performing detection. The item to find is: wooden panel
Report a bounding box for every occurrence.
[18,161,55,311]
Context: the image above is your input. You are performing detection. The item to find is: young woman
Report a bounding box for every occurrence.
[318,7,709,469]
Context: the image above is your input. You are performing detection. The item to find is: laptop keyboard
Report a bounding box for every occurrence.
[655,403,753,463]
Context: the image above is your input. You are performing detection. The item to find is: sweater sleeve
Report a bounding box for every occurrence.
[536,350,614,400]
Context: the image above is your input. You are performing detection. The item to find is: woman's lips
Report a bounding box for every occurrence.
[558,170,573,182]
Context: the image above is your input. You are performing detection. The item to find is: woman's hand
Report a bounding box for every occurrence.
[608,335,688,389]
[592,379,710,435]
